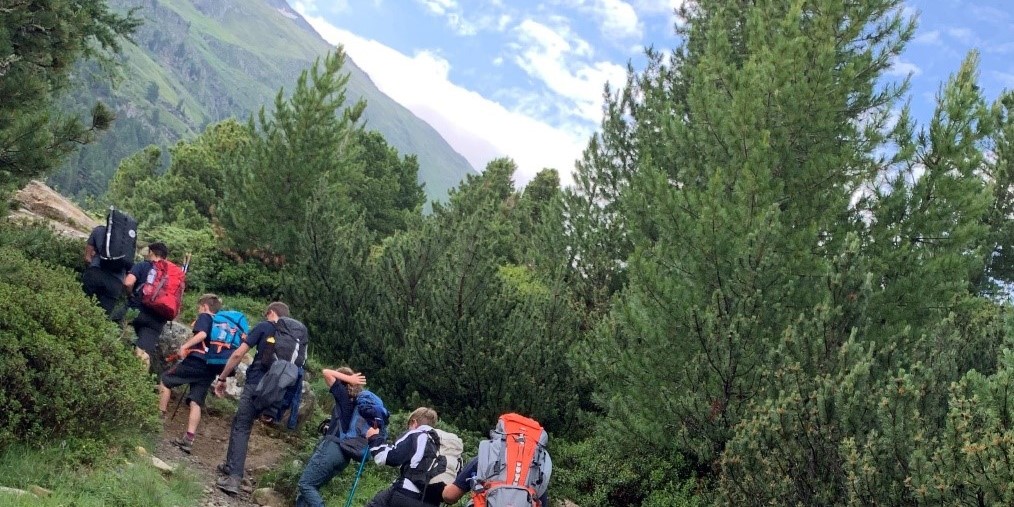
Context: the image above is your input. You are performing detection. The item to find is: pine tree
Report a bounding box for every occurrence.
[0,0,138,195]
[220,48,365,261]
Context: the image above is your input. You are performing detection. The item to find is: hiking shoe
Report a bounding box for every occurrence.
[216,476,241,495]
[216,462,231,476]
[170,437,193,454]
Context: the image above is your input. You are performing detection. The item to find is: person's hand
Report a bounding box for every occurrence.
[178,345,187,359]
[349,372,366,386]
[366,426,380,439]
[214,380,226,397]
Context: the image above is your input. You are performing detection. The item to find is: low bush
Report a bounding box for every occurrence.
[0,247,157,449]
[552,433,702,507]
[0,221,85,272]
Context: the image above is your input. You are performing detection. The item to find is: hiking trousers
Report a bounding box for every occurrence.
[224,384,258,479]
[296,439,350,507]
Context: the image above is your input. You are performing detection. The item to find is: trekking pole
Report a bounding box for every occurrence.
[171,385,189,421]
[343,446,371,507]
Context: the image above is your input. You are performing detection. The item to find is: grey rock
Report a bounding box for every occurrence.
[252,487,287,506]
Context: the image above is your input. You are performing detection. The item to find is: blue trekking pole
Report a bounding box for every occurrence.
[343,446,371,507]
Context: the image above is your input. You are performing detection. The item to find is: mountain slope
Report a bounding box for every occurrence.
[51,0,476,203]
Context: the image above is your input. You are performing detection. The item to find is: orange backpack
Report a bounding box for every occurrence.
[473,413,551,507]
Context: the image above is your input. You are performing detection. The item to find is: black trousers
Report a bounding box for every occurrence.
[82,266,123,319]
[366,485,442,507]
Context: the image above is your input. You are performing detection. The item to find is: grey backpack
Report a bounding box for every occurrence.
[474,413,552,507]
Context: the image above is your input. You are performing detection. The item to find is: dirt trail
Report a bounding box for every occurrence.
[155,392,293,507]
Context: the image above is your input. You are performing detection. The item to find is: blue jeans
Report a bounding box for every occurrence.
[296,439,350,507]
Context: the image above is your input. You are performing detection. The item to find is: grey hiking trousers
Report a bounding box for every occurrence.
[224,384,259,478]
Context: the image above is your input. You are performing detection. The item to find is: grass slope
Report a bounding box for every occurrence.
[51,0,475,203]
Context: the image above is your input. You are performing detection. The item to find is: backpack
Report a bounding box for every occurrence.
[98,207,137,271]
[251,317,309,413]
[140,259,185,320]
[473,413,552,507]
[429,428,463,486]
[401,428,464,490]
[336,390,391,461]
[205,310,249,365]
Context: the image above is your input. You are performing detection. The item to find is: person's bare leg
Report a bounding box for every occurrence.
[134,347,150,370]
[187,402,202,435]
[159,384,171,413]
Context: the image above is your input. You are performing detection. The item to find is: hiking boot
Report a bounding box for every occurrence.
[216,462,231,476]
[170,437,193,454]
[216,476,241,495]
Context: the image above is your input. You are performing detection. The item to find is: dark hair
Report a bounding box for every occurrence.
[148,242,169,259]
[266,301,289,318]
[198,294,223,313]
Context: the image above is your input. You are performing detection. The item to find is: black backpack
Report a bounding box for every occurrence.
[251,317,309,412]
[99,207,137,271]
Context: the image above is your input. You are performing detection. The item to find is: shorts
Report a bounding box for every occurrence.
[161,356,225,407]
[133,308,167,354]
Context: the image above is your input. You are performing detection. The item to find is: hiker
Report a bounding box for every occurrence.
[442,414,552,507]
[157,294,228,453]
[295,366,369,507]
[123,242,171,370]
[82,224,128,319]
[213,302,307,495]
[363,407,446,507]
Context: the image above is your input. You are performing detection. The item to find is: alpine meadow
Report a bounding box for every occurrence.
[3,0,1014,506]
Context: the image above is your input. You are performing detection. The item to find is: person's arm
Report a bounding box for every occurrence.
[369,429,426,467]
[443,458,478,504]
[322,369,366,388]
[442,483,467,504]
[178,331,207,357]
[213,342,251,396]
[84,242,96,264]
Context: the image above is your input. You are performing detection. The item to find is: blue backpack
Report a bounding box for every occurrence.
[205,310,249,365]
[340,390,391,443]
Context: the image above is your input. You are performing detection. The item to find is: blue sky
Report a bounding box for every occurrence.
[287,0,1014,186]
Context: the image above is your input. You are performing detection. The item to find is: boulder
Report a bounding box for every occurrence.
[252,487,287,507]
[151,457,175,474]
[152,320,192,374]
[8,180,99,239]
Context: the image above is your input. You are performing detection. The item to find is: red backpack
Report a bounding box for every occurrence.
[140,259,185,320]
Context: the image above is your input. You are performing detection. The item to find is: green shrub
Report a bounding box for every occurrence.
[552,433,702,506]
[0,247,157,449]
[0,221,85,272]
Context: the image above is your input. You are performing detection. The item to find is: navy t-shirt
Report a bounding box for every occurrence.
[188,313,213,356]
[127,260,156,308]
[87,226,128,279]
[452,457,549,506]
[324,380,354,440]
[243,321,276,386]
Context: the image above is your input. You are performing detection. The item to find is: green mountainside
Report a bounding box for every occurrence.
[50,0,476,202]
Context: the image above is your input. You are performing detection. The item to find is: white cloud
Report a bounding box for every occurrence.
[887,57,922,77]
[555,0,643,40]
[511,18,627,124]
[297,13,588,186]
[632,0,685,14]
[946,27,976,45]
[418,0,456,16]
[913,30,942,46]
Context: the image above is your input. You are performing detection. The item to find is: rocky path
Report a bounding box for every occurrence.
[155,392,292,507]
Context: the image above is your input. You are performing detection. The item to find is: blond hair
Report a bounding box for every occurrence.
[409,407,438,427]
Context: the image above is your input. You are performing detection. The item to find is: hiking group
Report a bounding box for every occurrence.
[81,207,554,507]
